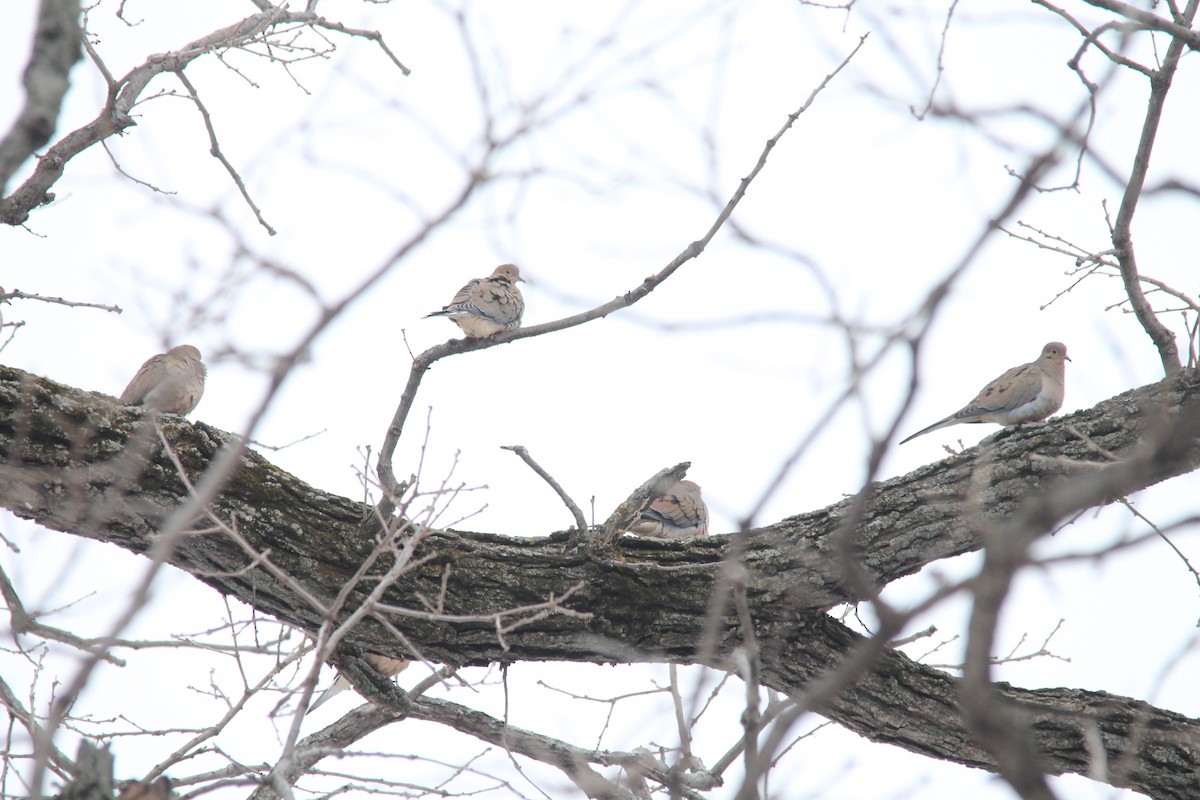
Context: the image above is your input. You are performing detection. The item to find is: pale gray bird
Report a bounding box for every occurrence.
[119,344,207,416]
[900,341,1070,444]
[308,654,411,714]
[425,264,525,338]
[628,480,710,539]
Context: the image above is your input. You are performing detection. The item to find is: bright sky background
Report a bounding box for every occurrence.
[2,1,1198,798]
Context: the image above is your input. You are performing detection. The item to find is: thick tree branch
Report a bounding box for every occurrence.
[2,365,1199,797]
[2,366,1197,626]
[0,0,81,194]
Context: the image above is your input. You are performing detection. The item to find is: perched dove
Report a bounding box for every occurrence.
[900,342,1070,444]
[628,480,710,539]
[307,654,410,714]
[117,778,173,800]
[118,345,207,416]
[425,264,525,338]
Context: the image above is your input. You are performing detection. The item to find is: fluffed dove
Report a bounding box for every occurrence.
[425,264,525,338]
[307,654,410,714]
[900,342,1070,444]
[627,480,710,539]
[117,778,173,800]
[118,344,207,416]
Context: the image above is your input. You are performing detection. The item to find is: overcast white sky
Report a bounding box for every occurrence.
[2,1,1198,798]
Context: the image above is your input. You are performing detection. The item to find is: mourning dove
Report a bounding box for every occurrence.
[307,654,410,714]
[117,778,173,800]
[900,342,1070,444]
[627,480,710,539]
[425,264,525,338]
[118,344,207,416]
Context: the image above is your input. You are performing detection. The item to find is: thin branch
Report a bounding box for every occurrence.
[909,0,960,120]
[0,673,77,782]
[890,625,937,647]
[173,70,275,235]
[0,565,125,666]
[1,5,408,226]
[1081,0,1200,48]
[1119,499,1200,593]
[501,445,586,534]
[409,697,696,800]
[247,428,328,452]
[2,289,122,314]
[1107,0,1197,375]
[375,35,870,513]
[732,569,763,800]
[247,667,457,800]
[312,18,410,75]
[597,463,692,546]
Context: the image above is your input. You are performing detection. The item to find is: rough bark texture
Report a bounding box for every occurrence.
[0,0,81,197]
[58,742,113,800]
[2,364,1199,797]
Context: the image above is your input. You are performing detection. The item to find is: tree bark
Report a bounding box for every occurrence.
[2,364,1199,797]
[0,0,81,197]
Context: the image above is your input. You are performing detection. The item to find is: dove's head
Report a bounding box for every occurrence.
[168,344,203,362]
[1040,342,1069,364]
[492,264,523,283]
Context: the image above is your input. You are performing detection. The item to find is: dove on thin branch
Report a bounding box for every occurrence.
[425,264,525,338]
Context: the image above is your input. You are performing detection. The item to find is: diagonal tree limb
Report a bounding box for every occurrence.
[0,0,81,194]
[2,365,1199,796]
[372,35,870,511]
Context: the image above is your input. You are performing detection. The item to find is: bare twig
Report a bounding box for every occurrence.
[731,566,763,799]
[1119,499,1200,593]
[1106,0,1195,375]
[0,565,125,666]
[2,289,122,314]
[174,70,275,235]
[247,428,328,452]
[312,18,410,75]
[909,0,961,120]
[1081,0,1200,47]
[890,625,937,647]
[1,5,409,226]
[501,444,586,534]
[376,36,869,517]
[598,462,692,545]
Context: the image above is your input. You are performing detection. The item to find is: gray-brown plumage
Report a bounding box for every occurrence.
[628,480,710,539]
[900,342,1070,444]
[425,264,525,338]
[307,654,410,714]
[117,778,173,800]
[119,344,207,416]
